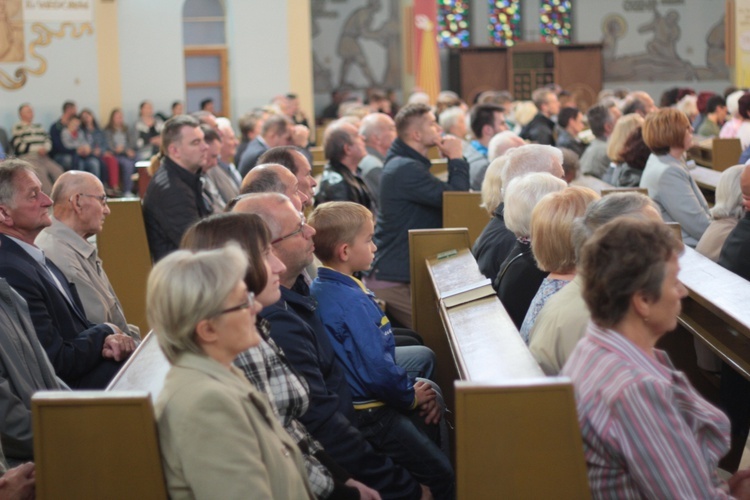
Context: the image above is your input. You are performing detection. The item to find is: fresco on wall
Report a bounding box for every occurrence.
[0,0,92,90]
[312,0,401,97]
[0,0,24,63]
[601,5,727,82]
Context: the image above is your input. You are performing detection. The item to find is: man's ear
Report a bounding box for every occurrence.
[194,318,218,346]
[336,242,350,263]
[0,205,12,226]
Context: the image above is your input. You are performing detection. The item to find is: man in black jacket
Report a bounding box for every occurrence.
[520,87,559,146]
[142,115,210,261]
[232,192,423,499]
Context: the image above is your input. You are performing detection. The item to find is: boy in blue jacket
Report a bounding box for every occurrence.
[309,201,454,500]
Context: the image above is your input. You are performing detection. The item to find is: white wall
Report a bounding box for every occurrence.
[0,23,100,131]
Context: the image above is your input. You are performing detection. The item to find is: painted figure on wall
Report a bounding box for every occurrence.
[0,0,24,62]
[337,0,381,87]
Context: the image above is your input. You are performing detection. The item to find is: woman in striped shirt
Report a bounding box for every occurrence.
[563,217,750,498]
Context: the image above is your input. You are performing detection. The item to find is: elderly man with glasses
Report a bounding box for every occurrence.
[36,171,140,339]
[0,160,136,389]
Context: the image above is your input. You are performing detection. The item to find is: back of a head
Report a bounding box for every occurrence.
[437,107,465,135]
[147,245,247,363]
[586,104,612,139]
[579,217,683,328]
[240,164,288,195]
[323,121,354,163]
[619,128,651,172]
[258,146,300,174]
[261,114,289,138]
[531,88,553,110]
[503,172,567,238]
[480,155,509,215]
[487,131,524,162]
[726,90,745,117]
[162,115,200,155]
[513,101,538,127]
[738,94,750,120]
[559,147,581,181]
[642,107,690,155]
[531,186,600,273]
[500,144,564,192]
[606,113,644,162]
[572,192,660,263]
[395,103,431,141]
[710,164,745,220]
[705,95,726,115]
[230,192,289,237]
[360,112,392,140]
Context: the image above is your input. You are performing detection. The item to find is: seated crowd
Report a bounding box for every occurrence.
[3,81,750,499]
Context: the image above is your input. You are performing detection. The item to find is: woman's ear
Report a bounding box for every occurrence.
[631,290,652,320]
[194,318,218,346]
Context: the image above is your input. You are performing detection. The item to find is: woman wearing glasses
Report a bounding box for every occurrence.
[180,212,379,500]
[147,244,314,499]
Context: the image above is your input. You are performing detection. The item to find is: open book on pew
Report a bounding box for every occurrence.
[426,248,495,308]
[107,330,170,404]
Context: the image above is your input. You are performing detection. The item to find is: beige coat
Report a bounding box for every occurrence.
[155,352,313,500]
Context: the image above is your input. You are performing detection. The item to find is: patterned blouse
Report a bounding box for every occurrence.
[520,277,569,343]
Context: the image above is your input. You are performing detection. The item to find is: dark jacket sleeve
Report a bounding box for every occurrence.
[394,157,469,209]
[263,307,421,499]
[0,264,110,383]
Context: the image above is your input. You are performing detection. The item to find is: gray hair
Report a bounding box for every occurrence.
[487,131,525,162]
[146,244,248,363]
[323,121,355,163]
[438,107,465,135]
[0,159,36,207]
[360,113,393,140]
[230,192,290,238]
[503,172,567,237]
[240,164,290,197]
[500,144,563,196]
[480,156,509,215]
[711,164,745,220]
[572,192,660,262]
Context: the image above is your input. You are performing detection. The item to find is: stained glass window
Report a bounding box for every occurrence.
[437,0,471,48]
[540,0,572,45]
[488,0,522,47]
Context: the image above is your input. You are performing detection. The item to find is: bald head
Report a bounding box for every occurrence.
[49,171,110,239]
[51,171,101,207]
[231,192,290,238]
[240,163,306,210]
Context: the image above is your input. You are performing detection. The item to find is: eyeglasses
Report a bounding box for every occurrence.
[216,292,255,317]
[77,193,108,206]
[271,212,307,245]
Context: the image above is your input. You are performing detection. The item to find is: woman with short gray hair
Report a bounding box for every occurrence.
[147,244,313,499]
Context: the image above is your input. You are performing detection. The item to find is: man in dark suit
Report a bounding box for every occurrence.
[0,159,136,389]
[238,114,312,177]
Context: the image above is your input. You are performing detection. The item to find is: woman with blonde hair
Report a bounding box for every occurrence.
[603,113,644,184]
[148,244,313,499]
[520,186,600,342]
[639,107,711,246]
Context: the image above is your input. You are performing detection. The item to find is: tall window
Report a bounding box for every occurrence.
[182,0,229,116]
[488,0,521,47]
[540,0,572,45]
[437,0,470,48]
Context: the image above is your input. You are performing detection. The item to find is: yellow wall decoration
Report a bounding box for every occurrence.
[0,21,92,90]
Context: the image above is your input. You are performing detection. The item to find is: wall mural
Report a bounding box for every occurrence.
[0,0,92,90]
[312,0,402,96]
[602,6,727,82]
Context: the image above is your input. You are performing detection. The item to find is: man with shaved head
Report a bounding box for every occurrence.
[257,146,317,209]
[239,163,307,211]
[36,171,138,338]
[232,193,423,498]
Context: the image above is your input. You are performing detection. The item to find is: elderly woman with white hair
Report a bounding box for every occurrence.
[148,245,313,499]
[493,172,567,330]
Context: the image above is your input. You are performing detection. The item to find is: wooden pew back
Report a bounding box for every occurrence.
[32,391,168,499]
[442,192,490,246]
[97,198,152,335]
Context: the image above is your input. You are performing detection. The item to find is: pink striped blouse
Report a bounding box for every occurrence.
[562,322,732,499]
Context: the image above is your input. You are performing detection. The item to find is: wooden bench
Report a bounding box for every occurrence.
[600,187,648,197]
[442,192,490,247]
[32,391,168,499]
[570,174,613,195]
[420,244,590,498]
[97,198,153,335]
[689,138,742,171]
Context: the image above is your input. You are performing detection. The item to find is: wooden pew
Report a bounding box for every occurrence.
[32,391,168,499]
[600,187,648,197]
[442,192,490,246]
[570,174,612,195]
[421,245,590,498]
[97,198,152,335]
[310,145,325,163]
[688,138,742,171]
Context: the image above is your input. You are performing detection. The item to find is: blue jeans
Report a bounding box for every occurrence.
[356,394,455,500]
[395,345,435,380]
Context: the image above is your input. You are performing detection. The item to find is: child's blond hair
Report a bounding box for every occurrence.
[308,201,373,263]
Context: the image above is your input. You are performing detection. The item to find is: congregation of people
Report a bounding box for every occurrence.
[3,80,750,499]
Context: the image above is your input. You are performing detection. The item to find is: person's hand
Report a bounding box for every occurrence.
[729,468,750,499]
[78,145,91,156]
[102,330,136,361]
[419,484,433,500]
[344,478,381,500]
[126,149,135,158]
[0,462,35,500]
[436,135,463,160]
[414,380,436,406]
[291,125,310,147]
[150,136,162,146]
[418,397,442,425]
[37,148,47,156]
